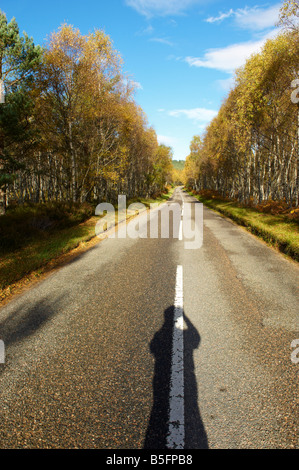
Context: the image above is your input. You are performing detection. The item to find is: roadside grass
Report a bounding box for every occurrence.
[187,189,299,262]
[0,188,174,298]
[0,201,95,254]
[0,218,98,293]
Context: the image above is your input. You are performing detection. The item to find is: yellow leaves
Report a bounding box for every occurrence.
[32,21,165,198]
[278,0,299,24]
[46,24,84,66]
[189,135,203,157]
[222,29,299,142]
[43,23,123,101]
[182,153,201,186]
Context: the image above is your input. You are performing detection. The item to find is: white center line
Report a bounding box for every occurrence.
[167,265,185,449]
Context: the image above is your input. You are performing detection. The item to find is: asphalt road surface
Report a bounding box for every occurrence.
[0,187,298,449]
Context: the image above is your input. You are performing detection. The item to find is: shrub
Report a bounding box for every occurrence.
[0,201,94,253]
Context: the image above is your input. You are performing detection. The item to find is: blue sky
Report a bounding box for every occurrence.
[0,0,283,160]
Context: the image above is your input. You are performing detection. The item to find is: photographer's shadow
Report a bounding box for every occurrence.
[144,306,208,449]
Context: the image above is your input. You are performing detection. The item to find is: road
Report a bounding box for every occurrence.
[0,187,298,449]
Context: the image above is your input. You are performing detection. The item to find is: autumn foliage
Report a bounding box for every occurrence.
[184,4,299,208]
[0,16,173,212]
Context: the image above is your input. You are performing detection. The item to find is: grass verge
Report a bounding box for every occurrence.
[0,188,174,302]
[187,189,299,262]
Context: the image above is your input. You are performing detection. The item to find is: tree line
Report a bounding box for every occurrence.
[0,13,173,213]
[184,1,299,207]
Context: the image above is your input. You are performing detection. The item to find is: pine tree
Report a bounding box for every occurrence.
[0,10,41,212]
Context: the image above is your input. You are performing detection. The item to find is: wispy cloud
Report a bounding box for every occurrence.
[206,9,235,23]
[136,24,154,36]
[168,107,218,122]
[125,0,203,17]
[205,4,281,31]
[150,37,175,46]
[235,4,281,31]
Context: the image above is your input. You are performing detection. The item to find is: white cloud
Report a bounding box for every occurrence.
[157,135,178,146]
[206,9,235,23]
[205,4,281,31]
[125,0,202,17]
[235,5,281,31]
[185,34,273,73]
[185,28,281,91]
[168,107,218,122]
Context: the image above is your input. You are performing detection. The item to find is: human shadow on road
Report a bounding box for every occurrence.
[144,306,208,449]
[183,314,209,449]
